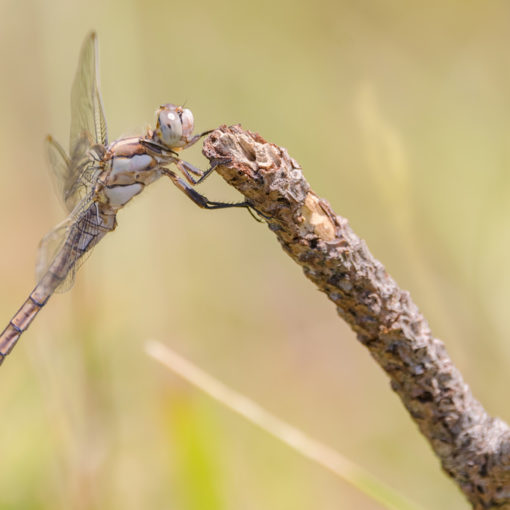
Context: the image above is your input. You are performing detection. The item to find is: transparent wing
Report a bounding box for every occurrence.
[70,31,108,153]
[46,134,104,213]
[36,218,72,289]
[45,135,70,208]
[46,32,108,214]
[39,32,110,292]
[36,201,109,293]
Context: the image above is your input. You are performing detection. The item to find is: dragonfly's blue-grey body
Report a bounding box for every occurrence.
[0,32,249,365]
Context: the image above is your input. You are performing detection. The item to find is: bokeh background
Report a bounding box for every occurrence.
[1,1,510,509]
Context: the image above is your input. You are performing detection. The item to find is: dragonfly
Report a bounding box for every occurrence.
[0,32,252,366]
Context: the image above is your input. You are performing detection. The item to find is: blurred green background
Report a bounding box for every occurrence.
[1,1,510,508]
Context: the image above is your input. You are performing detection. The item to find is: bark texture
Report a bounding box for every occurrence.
[202,125,510,509]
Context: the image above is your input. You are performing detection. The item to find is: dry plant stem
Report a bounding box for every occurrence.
[203,125,510,509]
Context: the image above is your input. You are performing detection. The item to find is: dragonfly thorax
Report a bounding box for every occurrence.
[153,103,194,150]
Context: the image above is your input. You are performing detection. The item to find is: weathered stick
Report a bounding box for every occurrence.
[202,125,510,509]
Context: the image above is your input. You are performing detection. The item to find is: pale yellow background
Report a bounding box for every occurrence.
[0,1,509,509]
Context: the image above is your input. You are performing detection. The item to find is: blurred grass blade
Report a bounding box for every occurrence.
[146,340,425,510]
[167,397,224,510]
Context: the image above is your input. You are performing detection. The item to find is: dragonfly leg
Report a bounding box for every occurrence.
[140,138,179,157]
[180,129,214,150]
[162,168,252,210]
[196,159,232,185]
[174,158,230,186]
[174,159,205,185]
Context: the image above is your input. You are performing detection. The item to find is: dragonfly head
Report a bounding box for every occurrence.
[153,104,194,150]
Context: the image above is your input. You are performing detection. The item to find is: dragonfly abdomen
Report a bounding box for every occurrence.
[0,256,79,363]
[0,204,114,364]
[0,287,49,363]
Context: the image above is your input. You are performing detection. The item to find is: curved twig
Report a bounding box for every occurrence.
[202,125,510,509]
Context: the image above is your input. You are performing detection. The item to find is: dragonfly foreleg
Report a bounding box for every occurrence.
[162,168,252,210]
[180,129,214,150]
[140,138,179,157]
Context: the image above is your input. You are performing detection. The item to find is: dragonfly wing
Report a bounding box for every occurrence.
[45,135,70,209]
[39,33,111,292]
[46,134,104,213]
[35,201,110,293]
[36,218,73,291]
[70,31,108,152]
[46,33,107,213]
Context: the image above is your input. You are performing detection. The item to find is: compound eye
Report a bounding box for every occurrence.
[180,108,194,137]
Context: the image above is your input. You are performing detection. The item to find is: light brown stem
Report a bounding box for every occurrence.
[203,125,510,509]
